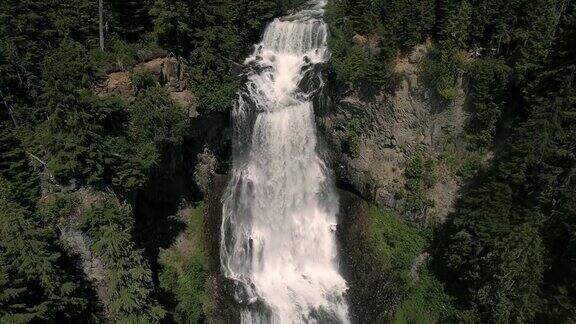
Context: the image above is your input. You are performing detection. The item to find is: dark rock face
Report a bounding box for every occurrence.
[204,174,241,324]
[316,43,470,221]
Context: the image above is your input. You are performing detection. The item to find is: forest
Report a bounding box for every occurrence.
[1,0,575,323]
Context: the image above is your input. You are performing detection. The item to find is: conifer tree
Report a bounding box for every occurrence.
[0,119,39,207]
[0,178,91,322]
[81,200,166,322]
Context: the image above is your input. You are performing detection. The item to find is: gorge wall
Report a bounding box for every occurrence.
[314,42,478,323]
[317,42,475,223]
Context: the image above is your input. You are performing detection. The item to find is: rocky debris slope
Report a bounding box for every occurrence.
[317,42,472,221]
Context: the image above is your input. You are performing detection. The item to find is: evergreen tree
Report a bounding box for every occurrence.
[108,0,153,41]
[0,118,39,207]
[40,90,125,185]
[81,200,166,322]
[436,3,576,322]
[0,178,92,322]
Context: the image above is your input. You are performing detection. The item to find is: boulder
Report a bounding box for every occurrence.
[169,90,199,118]
[99,71,135,97]
[352,34,368,46]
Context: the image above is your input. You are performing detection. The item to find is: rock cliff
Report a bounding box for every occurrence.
[317,42,474,221]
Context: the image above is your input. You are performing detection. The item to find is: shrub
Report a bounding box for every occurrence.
[364,207,453,323]
[345,118,362,158]
[466,58,512,147]
[438,86,458,101]
[159,204,210,322]
[403,156,436,216]
[81,200,166,322]
[129,87,188,148]
[130,69,157,91]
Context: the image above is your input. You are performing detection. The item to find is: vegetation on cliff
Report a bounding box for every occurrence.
[0,0,302,322]
[158,203,211,323]
[331,0,575,322]
[0,0,574,323]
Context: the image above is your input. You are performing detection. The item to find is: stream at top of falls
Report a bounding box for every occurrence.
[220,1,350,323]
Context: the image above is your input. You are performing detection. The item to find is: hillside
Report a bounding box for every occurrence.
[1,0,574,323]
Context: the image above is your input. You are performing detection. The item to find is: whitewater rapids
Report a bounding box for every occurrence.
[220,1,350,323]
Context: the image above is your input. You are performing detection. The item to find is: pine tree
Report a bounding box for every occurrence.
[0,119,39,207]
[0,178,91,322]
[81,200,166,322]
[108,0,153,41]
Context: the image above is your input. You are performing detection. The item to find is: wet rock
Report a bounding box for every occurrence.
[231,61,244,76]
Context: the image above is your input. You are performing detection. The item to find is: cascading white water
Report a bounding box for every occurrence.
[220,1,349,323]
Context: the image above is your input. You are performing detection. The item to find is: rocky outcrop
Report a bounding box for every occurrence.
[318,42,471,221]
[57,188,110,309]
[96,54,231,190]
[97,56,199,114]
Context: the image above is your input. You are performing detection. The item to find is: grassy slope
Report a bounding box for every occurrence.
[158,203,213,322]
[364,207,452,323]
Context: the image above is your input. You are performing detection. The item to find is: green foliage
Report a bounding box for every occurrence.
[107,0,153,41]
[196,80,237,114]
[41,39,98,99]
[40,91,126,185]
[435,6,576,321]
[405,156,424,180]
[106,137,159,193]
[440,180,547,322]
[403,156,436,216]
[467,59,512,147]
[437,86,458,101]
[437,0,471,53]
[129,86,188,149]
[159,203,211,322]
[331,40,398,89]
[152,0,290,112]
[0,0,291,322]
[90,35,161,72]
[0,179,92,322]
[0,119,39,207]
[130,70,157,91]
[344,118,361,158]
[349,206,451,322]
[420,0,471,101]
[81,200,166,323]
[326,0,435,88]
[393,268,454,324]
[419,50,458,101]
[0,0,573,323]
[36,193,78,224]
[366,207,426,272]
[36,76,186,193]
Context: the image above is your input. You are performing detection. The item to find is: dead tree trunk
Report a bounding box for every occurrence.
[99,0,104,51]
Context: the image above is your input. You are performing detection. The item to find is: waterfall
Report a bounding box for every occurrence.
[220,1,350,322]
